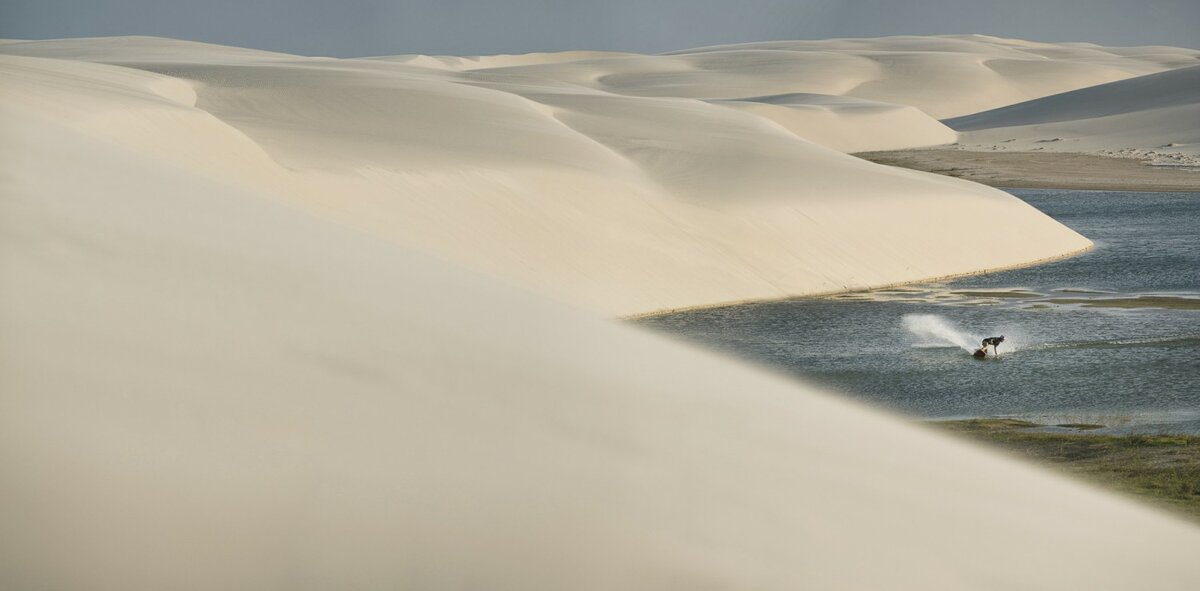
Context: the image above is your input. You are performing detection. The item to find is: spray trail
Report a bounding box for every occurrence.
[902,314,980,353]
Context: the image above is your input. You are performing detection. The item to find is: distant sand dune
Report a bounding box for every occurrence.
[948,65,1200,164]
[715,93,957,152]
[459,35,1200,118]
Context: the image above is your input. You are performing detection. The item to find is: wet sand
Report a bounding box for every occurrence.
[857,149,1200,192]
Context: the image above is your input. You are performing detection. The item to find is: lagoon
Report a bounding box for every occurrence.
[639,189,1200,433]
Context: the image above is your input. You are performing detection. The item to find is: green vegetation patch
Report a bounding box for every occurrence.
[932,419,1200,521]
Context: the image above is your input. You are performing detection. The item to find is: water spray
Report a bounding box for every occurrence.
[902,313,1023,357]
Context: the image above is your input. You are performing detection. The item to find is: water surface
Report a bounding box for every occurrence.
[639,190,1200,433]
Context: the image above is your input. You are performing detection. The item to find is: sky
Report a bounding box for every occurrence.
[2,0,1198,57]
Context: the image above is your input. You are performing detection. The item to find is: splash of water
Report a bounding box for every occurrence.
[902,313,1021,355]
[902,314,982,353]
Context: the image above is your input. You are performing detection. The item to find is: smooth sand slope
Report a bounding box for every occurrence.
[455,35,1200,118]
[947,65,1200,165]
[4,36,1200,588]
[0,37,1098,315]
[713,93,957,153]
[451,35,1197,155]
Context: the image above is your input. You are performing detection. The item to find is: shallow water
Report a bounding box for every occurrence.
[639,189,1200,433]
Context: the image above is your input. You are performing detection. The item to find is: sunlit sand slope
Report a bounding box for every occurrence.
[0,38,1099,315]
[947,65,1200,164]
[459,34,1200,118]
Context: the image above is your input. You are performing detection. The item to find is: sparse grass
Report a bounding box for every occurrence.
[933,419,1200,521]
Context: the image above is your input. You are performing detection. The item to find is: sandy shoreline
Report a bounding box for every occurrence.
[624,243,1094,319]
[857,149,1200,192]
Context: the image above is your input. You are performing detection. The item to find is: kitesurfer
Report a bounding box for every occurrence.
[975,335,1004,357]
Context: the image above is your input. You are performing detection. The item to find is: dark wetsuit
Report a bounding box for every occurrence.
[982,336,1005,353]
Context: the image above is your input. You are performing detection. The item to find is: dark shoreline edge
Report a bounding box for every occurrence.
[623,244,1093,320]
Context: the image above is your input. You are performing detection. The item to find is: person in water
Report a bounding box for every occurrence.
[977,335,1005,357]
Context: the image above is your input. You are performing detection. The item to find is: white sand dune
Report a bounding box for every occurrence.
[947,65,1200,165]
[714,93,958,153]
[4,36,1200,589]
[370,49,640,70]
[0,38,1094,315]
[456,34,1200,119]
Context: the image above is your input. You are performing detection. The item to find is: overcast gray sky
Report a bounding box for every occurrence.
[2,0,1197,56]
